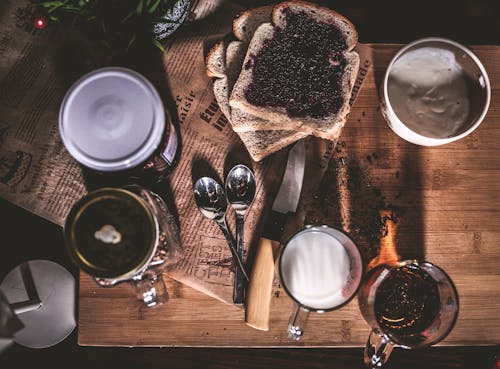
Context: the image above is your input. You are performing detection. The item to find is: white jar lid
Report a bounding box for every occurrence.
[59,67,165,172]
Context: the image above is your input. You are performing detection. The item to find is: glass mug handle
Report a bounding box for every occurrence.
[131,270,169,308]
[364,329,395,368]
[288,303,310,340]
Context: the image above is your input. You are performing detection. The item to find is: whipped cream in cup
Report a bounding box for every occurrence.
[380,38,490,146]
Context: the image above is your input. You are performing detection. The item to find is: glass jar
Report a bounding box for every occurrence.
[59,66,181,186]
[63,185,182,307]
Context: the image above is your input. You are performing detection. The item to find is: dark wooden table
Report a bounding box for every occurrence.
[1,0,499,367]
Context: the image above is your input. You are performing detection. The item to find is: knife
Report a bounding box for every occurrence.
[245,139,306,331]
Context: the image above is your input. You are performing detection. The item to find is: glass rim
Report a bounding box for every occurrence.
[59,67,166,172]
[381,37,491,145]
[278,224,364,313]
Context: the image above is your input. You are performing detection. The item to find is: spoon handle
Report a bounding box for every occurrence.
[217,219,250,283]
[233,214,246,304]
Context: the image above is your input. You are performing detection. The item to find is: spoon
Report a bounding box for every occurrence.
[225,165,256,304]
[194,177,250,287]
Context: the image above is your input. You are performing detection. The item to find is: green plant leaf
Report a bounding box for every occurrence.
[152,38,166,53]
[40,1,65,8]
[48,5,64,13]
[127,33,137,50]
[136,0,144,14]
[148,0,161,14]
[122,10,135,23]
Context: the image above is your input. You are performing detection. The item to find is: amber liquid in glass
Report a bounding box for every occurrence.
[374,264,441,337]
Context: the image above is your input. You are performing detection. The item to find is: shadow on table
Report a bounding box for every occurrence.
[304,45,426,273]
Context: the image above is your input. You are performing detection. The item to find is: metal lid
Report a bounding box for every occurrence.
[59,67,165,172]
[0,260,76,348]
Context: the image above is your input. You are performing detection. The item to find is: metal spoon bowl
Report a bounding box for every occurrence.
[194,177,227,221]
[193,177,249,285]
[226,165,256,214]
[225,165,256,304]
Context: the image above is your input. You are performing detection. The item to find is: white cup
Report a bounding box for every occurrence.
[380,38,490,146]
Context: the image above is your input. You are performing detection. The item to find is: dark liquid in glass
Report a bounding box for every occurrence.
[374,264,440,337]
[67,189,156,279]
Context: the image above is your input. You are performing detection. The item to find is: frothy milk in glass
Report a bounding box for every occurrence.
[280,228,353,310]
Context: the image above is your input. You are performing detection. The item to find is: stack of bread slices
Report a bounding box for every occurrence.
[206,1,359,161]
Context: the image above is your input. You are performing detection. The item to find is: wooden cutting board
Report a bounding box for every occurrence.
[78,44,500,347]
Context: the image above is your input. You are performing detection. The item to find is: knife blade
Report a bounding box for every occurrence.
[245,139,306,330]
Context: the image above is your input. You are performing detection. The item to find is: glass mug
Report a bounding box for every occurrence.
[64,185,182,307]
[277,225,363,340]
[358,260,459,368]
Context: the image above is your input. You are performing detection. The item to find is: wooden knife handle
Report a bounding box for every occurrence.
[245,237,281,331]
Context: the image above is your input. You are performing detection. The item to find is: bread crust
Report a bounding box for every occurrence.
[205,40,226,78]
[237,130,308,162]
[273,1,358,49]
[233,5,275,42]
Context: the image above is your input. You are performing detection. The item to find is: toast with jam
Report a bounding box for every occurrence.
[206,6,308,161]
[229,1,359,140]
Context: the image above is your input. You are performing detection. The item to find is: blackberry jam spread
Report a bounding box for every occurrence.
[244,10,348,118]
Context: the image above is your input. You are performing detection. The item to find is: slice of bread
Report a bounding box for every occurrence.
[233,5,275,42]
[206,21,307,162]
[229,1,359,140]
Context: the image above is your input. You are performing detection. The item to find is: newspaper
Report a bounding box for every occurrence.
[0,0,372,305]
[0,0,87,224]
